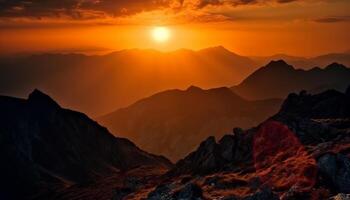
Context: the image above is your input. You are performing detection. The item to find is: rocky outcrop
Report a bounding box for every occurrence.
[169,127,254,175]
[0,90,172,199]
[318,153,350,193]
[164,88,350,199]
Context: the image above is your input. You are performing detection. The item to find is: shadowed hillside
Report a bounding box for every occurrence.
[99,86,282,161]
[0,90,171,200]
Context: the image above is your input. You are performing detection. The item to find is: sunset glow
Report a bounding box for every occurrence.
[151,27,171,43]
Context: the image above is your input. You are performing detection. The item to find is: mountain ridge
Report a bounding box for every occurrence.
[231,60,350,100]
[99,85,282,161]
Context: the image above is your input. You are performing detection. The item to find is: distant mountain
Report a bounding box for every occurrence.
[251,52,350,69]
[0,46,257,116]
[231,60,350,100]
[0,90,171,199]
[99,86,282,161]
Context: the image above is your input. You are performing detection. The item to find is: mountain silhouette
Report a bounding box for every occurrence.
[0,90,171,199]
[99,86,282,161]
[251,52,350,69]
[231,60,350,100]
[0,47,257,116]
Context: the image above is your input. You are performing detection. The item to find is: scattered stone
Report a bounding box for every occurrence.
[147,184,173,200]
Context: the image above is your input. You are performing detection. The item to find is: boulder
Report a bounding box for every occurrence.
[317,153,350,193]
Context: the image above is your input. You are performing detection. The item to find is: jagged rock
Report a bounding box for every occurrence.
[317,153,350,193]
[170,136,224,175]
[329,193,350,200]
[173,183,203,200]
[218,135,236,162]
[277,89,350,119]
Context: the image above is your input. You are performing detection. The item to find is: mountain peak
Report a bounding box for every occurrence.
[265,60,294,70]
[28,89,60,109]
[186,85,203,92]
[325,62,347,70]
[198,46,233,55]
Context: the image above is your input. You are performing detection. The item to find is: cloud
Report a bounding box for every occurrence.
[0,0,302,20]
[313,16,350,23]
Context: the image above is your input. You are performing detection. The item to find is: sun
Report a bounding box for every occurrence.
[151,26,171,43]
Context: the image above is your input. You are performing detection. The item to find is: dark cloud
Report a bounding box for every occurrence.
[0,0,169,19]
[314,16,350,23]
[0,0,304,20]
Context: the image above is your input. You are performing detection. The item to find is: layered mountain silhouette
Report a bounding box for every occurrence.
[99,86,282,161]
[231,60,350,100]
[0,46,256,116]
[252,52,350,69]
[0,90,171,200]
[1,86,350,200]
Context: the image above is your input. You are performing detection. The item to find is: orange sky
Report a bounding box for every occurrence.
[0,0,349,57]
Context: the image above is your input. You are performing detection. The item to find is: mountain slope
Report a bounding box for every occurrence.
[149,87,350,200]
[0,90,171,200]
[231,60,350,100]
[99,86,282,161]
[0,47,257,116]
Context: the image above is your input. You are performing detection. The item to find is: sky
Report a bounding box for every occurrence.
[0,0,349,57]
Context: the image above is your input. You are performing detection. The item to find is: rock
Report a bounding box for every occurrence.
[317,153,350,193]
[123,177,142,191]
[330,193,350,200]
[112,187,134,200]
[173,183,203,200]
[218,135,235,162]
[147,184,173,200]
[243,188,279,200]
[170,136,224,175]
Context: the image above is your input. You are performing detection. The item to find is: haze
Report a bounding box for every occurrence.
[0,0,349,57]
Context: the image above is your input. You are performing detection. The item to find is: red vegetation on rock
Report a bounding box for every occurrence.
[253,121,318,193]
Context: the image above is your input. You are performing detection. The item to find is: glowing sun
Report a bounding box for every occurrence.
[151,27,171,43]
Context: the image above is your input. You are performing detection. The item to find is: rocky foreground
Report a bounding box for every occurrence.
[1,87,349,200]
[110,87,350,200]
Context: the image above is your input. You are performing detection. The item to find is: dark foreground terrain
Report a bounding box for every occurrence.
[1,87,350,199]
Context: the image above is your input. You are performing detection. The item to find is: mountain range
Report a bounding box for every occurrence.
[99,86,282,161]
[252,52,350,69]
[0,90,171,199]
[0,46,256,116]
[1,84,350,200]
[231,60,350,100]
[1,47,350,116]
